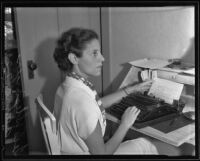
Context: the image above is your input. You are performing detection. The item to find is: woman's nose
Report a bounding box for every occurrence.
[99,53,105,62]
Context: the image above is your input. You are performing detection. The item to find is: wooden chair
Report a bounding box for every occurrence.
[36,94,60,155]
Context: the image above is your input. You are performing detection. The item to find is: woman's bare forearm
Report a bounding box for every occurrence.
[100,80,152,109]
[101,89,127,109]
[104,122,129,154]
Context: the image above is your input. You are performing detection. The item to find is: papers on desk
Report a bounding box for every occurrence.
[151,114,194,133]
[141,70,157,81]
[182,68,195,75]
[106,113,195,147]
[129,58,171,69]
[148,78,184,104]
[129,58,195,76]
[137,122,195,147]
[159,62,195,75]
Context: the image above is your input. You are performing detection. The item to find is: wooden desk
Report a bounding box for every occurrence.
[106,113,195,147]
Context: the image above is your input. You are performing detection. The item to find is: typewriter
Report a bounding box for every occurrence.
[106,92,185,128]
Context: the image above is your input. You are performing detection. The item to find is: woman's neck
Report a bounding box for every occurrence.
[67,70,95,91]
[72,67,89,79]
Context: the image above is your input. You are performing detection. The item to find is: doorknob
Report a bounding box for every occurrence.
[27,60,37,79]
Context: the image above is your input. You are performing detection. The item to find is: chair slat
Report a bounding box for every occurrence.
[36,94,60,155]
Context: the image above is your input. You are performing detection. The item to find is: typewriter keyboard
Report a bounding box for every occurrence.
[106,93,182,128]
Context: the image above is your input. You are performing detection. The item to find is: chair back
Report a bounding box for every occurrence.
[36,94,60,155]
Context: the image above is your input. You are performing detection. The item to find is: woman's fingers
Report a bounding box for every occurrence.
[130,106,137,111]
[129,106,141,119]
[135,108,141,116]
[132,107,140,117]
[121,106,141,129]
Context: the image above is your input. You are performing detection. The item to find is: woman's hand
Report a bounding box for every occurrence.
[120,106,140,129]
[127,80,153,94]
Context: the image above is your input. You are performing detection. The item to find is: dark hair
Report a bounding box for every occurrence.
[53,27,99,72]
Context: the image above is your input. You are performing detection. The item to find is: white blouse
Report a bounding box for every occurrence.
[54,76,106,154]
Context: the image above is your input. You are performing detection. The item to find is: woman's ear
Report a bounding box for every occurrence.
[68,53,78,64]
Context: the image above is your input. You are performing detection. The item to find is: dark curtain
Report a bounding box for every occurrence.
[4,7,29,155]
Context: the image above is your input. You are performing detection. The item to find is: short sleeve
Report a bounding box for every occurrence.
[69,89,101,140]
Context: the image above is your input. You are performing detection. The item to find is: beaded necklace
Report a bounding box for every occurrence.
[67,72,95,90]
[67,72,103,110]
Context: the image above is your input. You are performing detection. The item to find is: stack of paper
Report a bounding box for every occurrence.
[129,58,171,69]
[183,68,195,75]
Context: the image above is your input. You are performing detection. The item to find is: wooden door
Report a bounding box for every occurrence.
[15,7,61,153]
[15,7,101,153]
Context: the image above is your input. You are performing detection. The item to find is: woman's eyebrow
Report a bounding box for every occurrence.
[94,49,101,52]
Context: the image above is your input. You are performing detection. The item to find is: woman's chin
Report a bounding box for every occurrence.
[92,71,101,77]
[94,72,101,77]
[87,69,102,77]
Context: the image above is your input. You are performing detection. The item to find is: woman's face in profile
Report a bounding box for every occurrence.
[77,39,105,78]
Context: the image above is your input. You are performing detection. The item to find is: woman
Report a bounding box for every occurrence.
[53,27,158,155]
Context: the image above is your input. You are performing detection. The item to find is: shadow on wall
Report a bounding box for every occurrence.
[181,37,195,65]
[35,37,61,112]
[26,38,60,154]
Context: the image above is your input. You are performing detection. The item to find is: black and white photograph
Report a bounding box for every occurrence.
[1,1,199,160]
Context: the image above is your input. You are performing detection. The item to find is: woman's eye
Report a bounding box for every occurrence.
[93,51,99,56]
